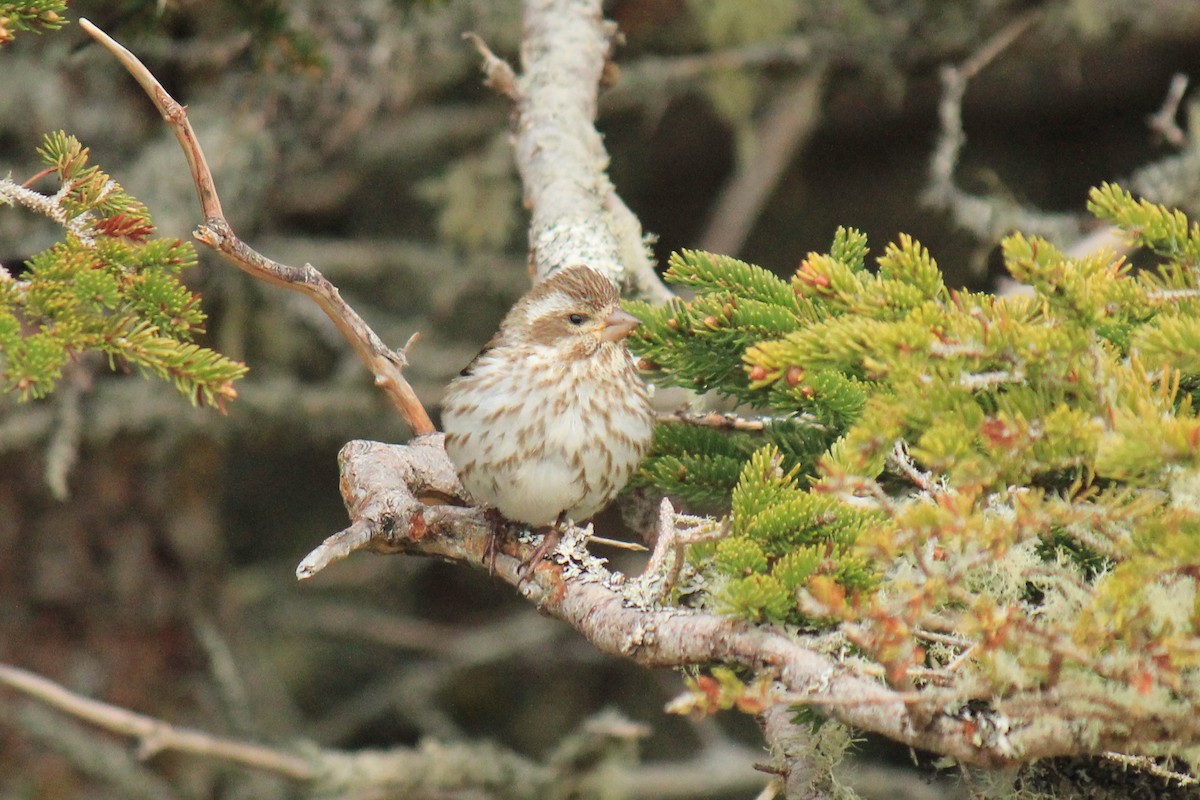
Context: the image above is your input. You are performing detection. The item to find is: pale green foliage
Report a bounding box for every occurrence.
[710,444,876,623]
[629,185,1200,758]
[0,132,247,408]
[0,0,66,44]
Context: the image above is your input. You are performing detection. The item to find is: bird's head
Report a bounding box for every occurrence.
[503,266,640,358]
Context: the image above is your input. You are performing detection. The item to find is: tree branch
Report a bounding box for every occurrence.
[77,18,436,437]
[476,0,671,302]
[299,437,1195,768]
[922,11,1090,251]
[4,658,755,799]
[697,70,826,257]
[0,662,315,781]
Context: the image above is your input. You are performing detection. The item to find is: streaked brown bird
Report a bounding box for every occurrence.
[441,265,654,573]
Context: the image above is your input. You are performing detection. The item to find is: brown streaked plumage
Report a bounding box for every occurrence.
[440,266,654,571]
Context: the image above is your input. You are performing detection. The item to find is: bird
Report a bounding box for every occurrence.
[441,265,655,576]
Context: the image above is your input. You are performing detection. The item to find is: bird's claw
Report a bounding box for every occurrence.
[516,513,568,583]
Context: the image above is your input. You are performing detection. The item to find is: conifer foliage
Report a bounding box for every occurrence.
[0,0,66,44]
[629,186,1200,750]
[0,132,246,408]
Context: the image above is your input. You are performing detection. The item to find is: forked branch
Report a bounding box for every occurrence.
[0,662,314,780]
[77,18,436,437]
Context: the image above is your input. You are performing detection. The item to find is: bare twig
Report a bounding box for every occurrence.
[638,498,727,600]
[924,11,1089,251]
[698,70,826,256]
[45,361,86,499]
[77,18,436,437]
[656,409,827,432]
[1102,751,1198,787]
[463,32,519,99]
[1147,73,1190,148]
[887,440,938,494]
[609,36,815,103]
[0,661,570,796]
[0,662,315,781]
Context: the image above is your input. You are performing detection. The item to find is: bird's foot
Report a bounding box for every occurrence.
[517,512,569,582]
[482,507,508,576]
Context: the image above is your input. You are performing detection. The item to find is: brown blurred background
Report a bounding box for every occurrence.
[2,1,1199,797]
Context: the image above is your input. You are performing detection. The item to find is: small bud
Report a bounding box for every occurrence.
[636,358,656,371]
[667,318,678,329]
[600,60,621,89]
[785,365,803,387]
[703,315,719,328]
[748,365,767,382]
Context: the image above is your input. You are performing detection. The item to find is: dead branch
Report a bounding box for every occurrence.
[77,18,436,437]
[697,70,826,257]
[1147,73,1190,147]
[0,662,315,781]
[472,0,671,302]
[4,657,761,799]
[463,32,519,99]
[923,11,1090,251]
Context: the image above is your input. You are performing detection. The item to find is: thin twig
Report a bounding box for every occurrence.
[656,409,827,432]
[77,18,436,437]
[0,662,315,781]
[887,441,937,493]
[463,32,519,100]
[1147,73,1190,148]
[638,498,727,600]
[1102,751,1198,787]
[923,10,1088,252]
[45,361,86,499]
[698,70,826,256]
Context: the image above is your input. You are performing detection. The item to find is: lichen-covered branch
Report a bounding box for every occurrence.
[299,437,1196,768]
[471,0,671,301]
[2,657,762,799]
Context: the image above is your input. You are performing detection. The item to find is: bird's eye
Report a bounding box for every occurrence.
[568,313,586,325]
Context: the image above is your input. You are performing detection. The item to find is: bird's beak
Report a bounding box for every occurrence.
[600,307,641,342]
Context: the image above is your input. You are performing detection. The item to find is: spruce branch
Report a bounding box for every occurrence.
[0,0,65,44]
[77,18,436,437]
[0,133,247,409]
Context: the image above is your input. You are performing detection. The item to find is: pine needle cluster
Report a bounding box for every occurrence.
[0,0,66,44]
[628,184,1200,745]
[0,132,246,409]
